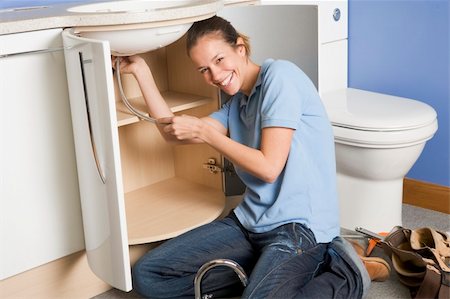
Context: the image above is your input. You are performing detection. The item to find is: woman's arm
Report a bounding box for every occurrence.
[114,56,189,142]
[162,114,293,183]
[115,56,228,144]
[204,126,294,183]
[115,56,173,120]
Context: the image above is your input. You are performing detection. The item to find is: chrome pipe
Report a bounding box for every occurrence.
[115,58,157,123]
[194,259,248,299]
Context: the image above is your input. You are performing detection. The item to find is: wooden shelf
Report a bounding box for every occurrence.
[116,91,213,127]
[124,177,225,245]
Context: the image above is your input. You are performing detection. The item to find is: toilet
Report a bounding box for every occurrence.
[321,88,438,233]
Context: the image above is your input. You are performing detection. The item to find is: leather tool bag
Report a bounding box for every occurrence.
[380,226,450,299]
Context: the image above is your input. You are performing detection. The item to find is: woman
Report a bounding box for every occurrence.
[115,16,372,298]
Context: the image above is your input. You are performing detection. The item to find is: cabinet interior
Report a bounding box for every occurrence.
[112,36,226,245]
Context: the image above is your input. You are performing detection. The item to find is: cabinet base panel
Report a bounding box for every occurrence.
[0,250,110,299]
[0,244,155,299]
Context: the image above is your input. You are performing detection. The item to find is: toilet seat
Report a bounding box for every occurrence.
[321,88,438,148]
[331,122,437,148]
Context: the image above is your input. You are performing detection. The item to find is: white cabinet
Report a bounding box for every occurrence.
[62,1,347,292]
[0,29,83,280]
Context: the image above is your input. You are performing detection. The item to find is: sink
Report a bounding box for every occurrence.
[67,0,196,13]
[70,0,221,56]
[74,23,193,56]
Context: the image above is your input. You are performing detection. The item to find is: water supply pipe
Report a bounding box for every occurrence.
[194,259,248,299]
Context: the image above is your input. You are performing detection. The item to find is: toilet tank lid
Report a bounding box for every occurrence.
[321,88,437,131]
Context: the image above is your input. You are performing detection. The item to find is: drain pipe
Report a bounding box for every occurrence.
[194,259,248,299]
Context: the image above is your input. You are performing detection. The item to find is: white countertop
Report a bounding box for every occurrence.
[0,0,324,35]
[0,0,229,35]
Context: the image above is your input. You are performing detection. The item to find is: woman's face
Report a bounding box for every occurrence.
[189,34,247,96]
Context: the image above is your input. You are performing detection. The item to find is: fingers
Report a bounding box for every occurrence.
[111,55,117,69]
[159,115,202,141]
[111,55,146,74]
[158,117,182,137]
[157,117,173,125]
[112,56,134,75]
[111,55,124,70]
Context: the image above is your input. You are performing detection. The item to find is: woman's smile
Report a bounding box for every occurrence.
[216,72,234,87]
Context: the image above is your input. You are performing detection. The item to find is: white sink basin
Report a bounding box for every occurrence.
[67,0,196,13]
[75,23,193,56]
[70,0,222,56]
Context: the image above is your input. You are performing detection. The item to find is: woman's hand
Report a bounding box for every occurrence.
[158,115,205,142]
[111,55,147,76]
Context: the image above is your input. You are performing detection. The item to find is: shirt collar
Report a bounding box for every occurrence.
[239,59,271,107]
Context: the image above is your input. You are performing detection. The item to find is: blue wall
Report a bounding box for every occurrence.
[348,0,450,187]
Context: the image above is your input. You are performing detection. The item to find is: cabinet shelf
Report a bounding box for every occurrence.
[116,91,213,127]
[125,177,225,245]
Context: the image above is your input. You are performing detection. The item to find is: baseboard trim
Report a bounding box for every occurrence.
[0,250,110,299]
[0,244,153,299]
[403,178,450,214]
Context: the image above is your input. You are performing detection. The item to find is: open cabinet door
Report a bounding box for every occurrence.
[62,29,132,291]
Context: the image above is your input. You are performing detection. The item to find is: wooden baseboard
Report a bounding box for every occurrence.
[403,178,450,214]
[0,251,110,299]
[0,244,154,299]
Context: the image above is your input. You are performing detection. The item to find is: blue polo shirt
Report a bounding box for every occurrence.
[210,59,339,243]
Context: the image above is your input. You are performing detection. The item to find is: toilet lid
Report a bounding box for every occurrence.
[321,88,437,131]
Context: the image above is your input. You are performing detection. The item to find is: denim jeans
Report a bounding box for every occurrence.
[132,212,370,298]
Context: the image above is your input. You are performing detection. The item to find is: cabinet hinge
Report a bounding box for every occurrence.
[202,158,224,174]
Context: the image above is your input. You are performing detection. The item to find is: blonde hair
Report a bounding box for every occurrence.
[186,16,251,57]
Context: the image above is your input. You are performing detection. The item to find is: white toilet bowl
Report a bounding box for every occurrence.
[321,88,438,233]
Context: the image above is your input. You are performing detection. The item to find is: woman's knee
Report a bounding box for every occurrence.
[327,237,370,298]
[132,256,170,298]
[132,257,154,297]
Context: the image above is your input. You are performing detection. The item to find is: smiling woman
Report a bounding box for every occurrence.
[115,15,373,299]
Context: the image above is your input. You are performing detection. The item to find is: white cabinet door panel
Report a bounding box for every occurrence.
[62,29,131,291]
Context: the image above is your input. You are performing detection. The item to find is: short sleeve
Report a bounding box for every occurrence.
[260,60,309,130]
[209,99,231,130]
